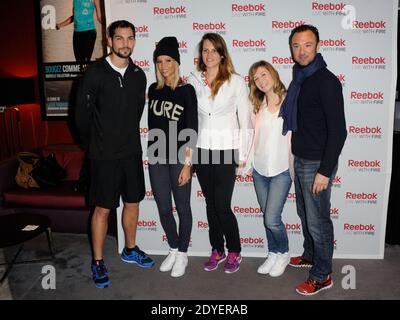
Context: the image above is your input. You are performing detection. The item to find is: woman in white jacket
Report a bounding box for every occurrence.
[247,60,293,277]
[189,33,252,274]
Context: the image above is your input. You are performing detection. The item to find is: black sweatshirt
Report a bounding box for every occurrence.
[147,83,198,163]
[75,57,146,160]
[292,68,347,177]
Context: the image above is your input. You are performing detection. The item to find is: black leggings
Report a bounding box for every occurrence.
[73,30,96,63]
[149,163,193,252]
[195,149,241,253]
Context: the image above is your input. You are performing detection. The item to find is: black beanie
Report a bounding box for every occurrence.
[153,36,180,65]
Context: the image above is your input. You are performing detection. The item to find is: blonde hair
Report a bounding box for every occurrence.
[155,60,182,90]
[248,60,287,114]
[196,33,235,98]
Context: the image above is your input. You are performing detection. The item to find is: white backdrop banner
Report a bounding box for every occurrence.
[105,0,398,259]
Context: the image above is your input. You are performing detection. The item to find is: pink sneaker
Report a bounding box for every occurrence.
[224,252,242,273]
[204,250,226,271]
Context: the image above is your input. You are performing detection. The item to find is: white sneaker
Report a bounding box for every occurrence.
[257,252,277,274]
[171,251,188,278]
[269,252,290,277]
[159,248,178,272]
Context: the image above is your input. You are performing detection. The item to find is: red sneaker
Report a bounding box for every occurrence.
[289,256,313,268]
[295,275,333,296]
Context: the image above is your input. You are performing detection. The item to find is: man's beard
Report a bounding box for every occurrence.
[112,47,132,59]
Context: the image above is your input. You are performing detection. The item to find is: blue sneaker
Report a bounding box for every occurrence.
[121,246,155,267]
[91,260,110,288]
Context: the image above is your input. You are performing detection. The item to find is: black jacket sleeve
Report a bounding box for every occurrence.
[137,71,147,122]
[75,67,97,146]
[183,84,198,150]
[318,76,347,177]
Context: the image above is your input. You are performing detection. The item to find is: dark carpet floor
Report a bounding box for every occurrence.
[1,233,400,300]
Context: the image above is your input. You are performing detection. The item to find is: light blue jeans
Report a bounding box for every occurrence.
[294,156,337,281]
[252,168,292,254]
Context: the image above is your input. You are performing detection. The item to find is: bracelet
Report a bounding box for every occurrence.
[184,159,192,167]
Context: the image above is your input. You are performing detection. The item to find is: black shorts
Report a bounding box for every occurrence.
[89,155,145,209]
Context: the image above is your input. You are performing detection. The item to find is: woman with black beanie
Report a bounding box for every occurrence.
[147,36,198,277]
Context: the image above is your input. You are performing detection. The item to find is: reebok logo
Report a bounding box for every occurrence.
[319,38,346,47]
[133,59,150,68]
[138,220,157,227]
[330,208,339,215]
[345,192,378,200]
[352,56,385,64]
[153,6,186,15]
[352,20,386,29]
[178,40,187,49]
[236,175,253,183]
[333,176,342,184]
[232,39,266,47]
[240,237,264,244]
[312,2,346,10]
[344,223,375,231]
[272,56,294,64]
[272,20,305,29]
[337,74,346,82]
[348,126,382,134]
[192,22,226,31]
[350,91,384,100]
[197,221,209,229]
[348,160,381,168]
[231,3,265,12]
[233,206,262,214]
[135,25,149,33]
[285,223,301,230]
[155,40,187,49]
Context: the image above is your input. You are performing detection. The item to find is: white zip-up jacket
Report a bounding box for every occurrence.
[189,70,253,161]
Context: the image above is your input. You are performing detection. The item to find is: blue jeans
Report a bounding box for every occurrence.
[149,163,192,252]
[294,157,337,281]
[252,168,292,254]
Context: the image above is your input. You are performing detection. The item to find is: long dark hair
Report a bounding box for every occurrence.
[196,33,235,98]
